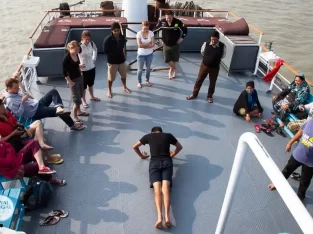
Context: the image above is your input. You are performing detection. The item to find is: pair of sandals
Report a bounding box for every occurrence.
[254,119,286,137]
[39,210,69,226]
[186,95,213,103]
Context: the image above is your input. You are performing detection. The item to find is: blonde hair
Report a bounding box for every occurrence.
[67,40,79,51]
[141,20,149,27]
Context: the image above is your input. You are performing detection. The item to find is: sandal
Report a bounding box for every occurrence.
[50,178,66,186]
[48,209,69,218]
[186,95,196,100]
[254,124,260,133]
[90,97,100,102]
[39,216,60,226]
[82,103,89,109]
[208,98,213,103]
[74,119,83,124]
[56,110,71,117]
[77,112,89,116]
[276,127,286,137]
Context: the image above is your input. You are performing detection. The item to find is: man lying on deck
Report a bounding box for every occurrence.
[133,126,183,229]
[3,78,84,131]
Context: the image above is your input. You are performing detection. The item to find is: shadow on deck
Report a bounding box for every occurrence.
[21,52,313,234]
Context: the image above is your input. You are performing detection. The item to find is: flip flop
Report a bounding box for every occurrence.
[77,112,89,116]
[56,110,71,117]
[260,127,274,137]
[208,98,213,103]
[39,216,60,226]
[90,97,101,101]
[48,210,69,218]
[275,127,287,137]
[254,124,260,133]
[186,95,196,100]
[74,119,83,124]
[82,103,89,109]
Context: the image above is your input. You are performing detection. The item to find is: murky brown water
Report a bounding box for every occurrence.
[0,0,312,89]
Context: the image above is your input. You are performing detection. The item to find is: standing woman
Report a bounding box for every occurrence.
[63,40,89,126]
[136,20,155,88]
[78,30,100,108]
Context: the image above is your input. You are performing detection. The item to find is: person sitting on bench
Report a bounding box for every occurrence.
[3,78,84,131]
[0,98,62,164]
[287,102,313,133]
[272,74,310,127]
[133,126,183,229]
[233,81,263,122]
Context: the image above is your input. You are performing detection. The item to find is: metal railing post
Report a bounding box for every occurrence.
[215,132,313,234]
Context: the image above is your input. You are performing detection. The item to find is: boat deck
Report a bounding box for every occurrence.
[21,52,313,234]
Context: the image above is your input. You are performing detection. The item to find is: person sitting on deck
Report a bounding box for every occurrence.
[272,74,310,127]
[0,98,63,164]
[133,126,183,229]
[103,22,131,98]
[154,10,188,79]
[287,102,313,133]
[0,139,65,185]
[186,30,225,103]
[233,81,263,122]
[3,78,84,131]
[268,118,313,201]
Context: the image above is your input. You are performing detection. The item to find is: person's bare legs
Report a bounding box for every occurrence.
[82,90,88,107]
[73,104,81,123]
[29,120,53,150]
[168,61,176,79]
[33,149,48,169]
[153,181,163,229]
[162,180,172,227]
[88,86,99,100]
[121,78,131,94]
[107,80,113,98]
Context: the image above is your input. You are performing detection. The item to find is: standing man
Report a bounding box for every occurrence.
[103,22,131,98]
[186,30,225,103]
[133,126,183,229]
[154,10,188,79]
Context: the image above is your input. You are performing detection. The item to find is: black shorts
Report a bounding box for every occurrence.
[149,159,173,185]
[82,68,96,89]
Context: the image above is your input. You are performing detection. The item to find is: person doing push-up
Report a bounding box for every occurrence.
[133,126,183,229]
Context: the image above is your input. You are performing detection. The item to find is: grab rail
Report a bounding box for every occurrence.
[215,132,313,234]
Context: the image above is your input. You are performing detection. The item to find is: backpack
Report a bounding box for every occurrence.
[22,178,52,210]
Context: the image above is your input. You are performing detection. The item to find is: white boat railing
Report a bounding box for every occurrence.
[215,132,313,234]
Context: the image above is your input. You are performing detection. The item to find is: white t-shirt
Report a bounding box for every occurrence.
[136,30,154,56]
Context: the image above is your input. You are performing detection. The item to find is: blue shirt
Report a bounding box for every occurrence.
[247,92,256,109]
[293,119,313,167]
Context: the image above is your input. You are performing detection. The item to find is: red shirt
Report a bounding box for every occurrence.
[0,141,23,178]
[0,111,17,137]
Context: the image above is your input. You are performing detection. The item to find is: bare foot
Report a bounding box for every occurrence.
[107,91,112,98]
[165,220,172,228]
[155,220,162,229]
[268,183,276,190]
[56,106,64,113]
[124,87,132,94]
[146,82,152,87]
[137,83,142,88]
[40,144,53,150]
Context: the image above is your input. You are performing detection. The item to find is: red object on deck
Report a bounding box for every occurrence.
[262,59,284,82]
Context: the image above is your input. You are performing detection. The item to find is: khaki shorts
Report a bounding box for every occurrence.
[108,63,127,81]
[163,44,180,63]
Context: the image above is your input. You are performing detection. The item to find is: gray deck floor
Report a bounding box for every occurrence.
[21,52,313,234]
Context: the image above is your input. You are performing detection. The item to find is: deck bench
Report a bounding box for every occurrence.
[0,177,29,192]
[0,189,25,231]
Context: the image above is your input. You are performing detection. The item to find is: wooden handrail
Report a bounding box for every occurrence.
[29,12,49,39]
[159,8,228,13]
[261,44,313,87]
[47,10,124,13]
[228,11,264,35]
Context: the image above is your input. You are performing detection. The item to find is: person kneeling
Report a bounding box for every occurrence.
[233,81,263,122]
[133,126,183,229]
